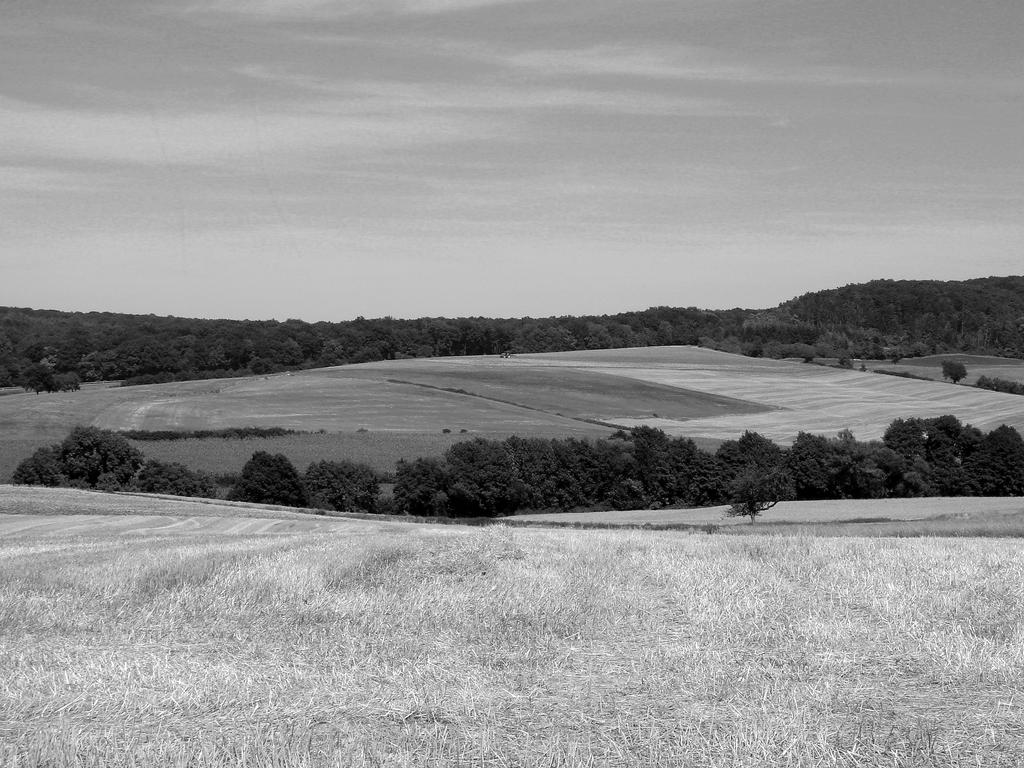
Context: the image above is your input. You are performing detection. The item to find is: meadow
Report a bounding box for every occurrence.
[3,346,1024,483]
[863,354,1024,387]
[1,488,1022,766]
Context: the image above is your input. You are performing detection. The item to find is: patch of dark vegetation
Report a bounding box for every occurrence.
[120,426,309,441]
[872,369,935,381]
[976,375,1024,396]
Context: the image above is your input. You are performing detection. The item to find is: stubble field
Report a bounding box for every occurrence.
[1,489,1022,767]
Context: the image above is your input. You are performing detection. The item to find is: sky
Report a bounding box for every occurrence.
[2,0,1022,321]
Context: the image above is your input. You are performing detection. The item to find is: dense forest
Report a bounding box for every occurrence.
[2,276,1022,388]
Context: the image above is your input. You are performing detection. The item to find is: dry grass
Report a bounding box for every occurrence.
[524,497,1024,527]
[1,501,1022,766]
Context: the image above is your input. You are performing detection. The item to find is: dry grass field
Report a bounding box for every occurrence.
[3,346,1024,481]
[1,489,1022,766]
[523,496,1024,527]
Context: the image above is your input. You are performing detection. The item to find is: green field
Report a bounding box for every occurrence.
[3,346,1024,482]
[864,354,1024,387]
[1,488,1022,766]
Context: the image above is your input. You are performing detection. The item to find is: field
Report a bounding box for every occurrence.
[3,346,1024,481]
[1,488,1022,766]
[524,496,1024,527]
[863,354,1024,387]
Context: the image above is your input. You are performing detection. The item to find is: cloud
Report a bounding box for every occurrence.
[504,44,943,88]
[190,0,527,19]
[236,66,744,117]
[0,94,496,167]
[0,165,97,193]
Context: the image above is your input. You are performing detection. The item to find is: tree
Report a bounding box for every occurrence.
[445,438,522,516]
[59,426,144,489]
[941,360,967,383]
[11,445,66,486]
[964,425,1024,496]
[304,460,379,513]
[229,451,307,507]
[725,468,794,523]
[786,432,835,500]
[393,457,450,516]
[133,460,217,498]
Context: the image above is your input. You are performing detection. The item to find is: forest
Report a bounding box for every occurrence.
[2,276,1023,389]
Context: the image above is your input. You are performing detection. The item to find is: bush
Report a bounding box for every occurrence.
[59,426,144,489]
[133,460,218,498]
[229,451,307,507]
[11,446,66,486]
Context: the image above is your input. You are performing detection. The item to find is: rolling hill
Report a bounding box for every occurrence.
[3,345,1024,481]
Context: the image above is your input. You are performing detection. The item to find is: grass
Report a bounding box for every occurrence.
[128,430,491,477]
[524,497,1024,527]
[1,496,1022,766]
[863,355,1024,388]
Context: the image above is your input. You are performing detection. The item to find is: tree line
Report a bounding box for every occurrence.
[2,277,1023,389]
[11,417,1024,520]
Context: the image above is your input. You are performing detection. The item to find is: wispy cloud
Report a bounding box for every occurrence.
[503,44,952,88]
[235,65,746,117]
[0,94,497,167]
[190,0,527,19]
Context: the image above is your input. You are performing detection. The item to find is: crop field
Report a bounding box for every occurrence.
[1,490,1022,766]
[513,347,1024,444]
[129,430,494,478]
[3,346,1024,481]
[863,354,1024,387]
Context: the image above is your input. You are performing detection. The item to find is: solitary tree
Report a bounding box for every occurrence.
[725,468,794,523]
[941,360,967,384]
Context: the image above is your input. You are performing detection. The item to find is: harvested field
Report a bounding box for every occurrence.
[516,347,1024,443]
[1,492,1022,766]
[3,346,1023,482]
[0,484,340,522]
[523,496,1024,537]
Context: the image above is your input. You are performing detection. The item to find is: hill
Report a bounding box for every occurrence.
[2,276,1021,391]
[4,345,1024,484]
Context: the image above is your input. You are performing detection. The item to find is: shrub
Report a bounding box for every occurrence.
[11,446,66,486]
[59,426,144,489]
[304,460,379,513]
[133,460,218,498]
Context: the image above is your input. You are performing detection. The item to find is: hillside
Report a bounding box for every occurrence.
[4,345,1024,485]
[2,276,1022,390]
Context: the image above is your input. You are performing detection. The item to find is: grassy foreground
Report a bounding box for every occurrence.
[1,515,1022,766]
